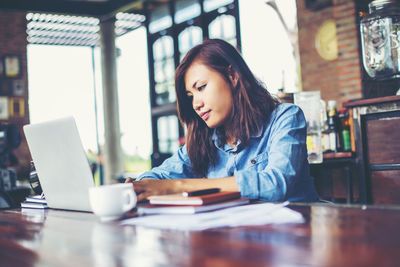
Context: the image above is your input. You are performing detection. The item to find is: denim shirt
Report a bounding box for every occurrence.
[138,103,319,202]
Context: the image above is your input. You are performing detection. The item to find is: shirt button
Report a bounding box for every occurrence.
[229,172,234,176]
[232,151,237,155]
[251,159,256,164]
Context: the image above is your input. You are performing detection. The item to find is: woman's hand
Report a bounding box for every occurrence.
[125,178,185,202]
[124,177,239,203]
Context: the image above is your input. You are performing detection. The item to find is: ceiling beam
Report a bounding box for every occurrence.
[0,0,141,17]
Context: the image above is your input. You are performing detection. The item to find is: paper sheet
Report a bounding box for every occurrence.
[121,202,304,231]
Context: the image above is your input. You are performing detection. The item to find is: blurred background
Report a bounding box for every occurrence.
[2,0,400,206]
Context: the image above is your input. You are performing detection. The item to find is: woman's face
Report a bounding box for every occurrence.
[184,61,234,129]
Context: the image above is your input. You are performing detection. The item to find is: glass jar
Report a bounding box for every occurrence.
[360,0,400,80]
[294,91,323,164]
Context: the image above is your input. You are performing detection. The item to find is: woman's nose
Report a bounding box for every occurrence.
[192,94,204,110]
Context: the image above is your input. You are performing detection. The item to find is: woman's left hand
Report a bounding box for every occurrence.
[125,178,185,202]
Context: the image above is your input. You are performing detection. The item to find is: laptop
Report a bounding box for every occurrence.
[23,117,95,212]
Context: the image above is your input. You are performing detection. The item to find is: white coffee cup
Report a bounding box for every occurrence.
[89,183,136,221]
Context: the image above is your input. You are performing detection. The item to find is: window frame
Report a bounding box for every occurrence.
[144,0,241,160]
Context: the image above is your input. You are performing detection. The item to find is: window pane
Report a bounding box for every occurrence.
[204,0,233,12]
[153,36,176,105]
[153,39,164,61]
[209,14,236,45]
[155,81,175,105]
[153,35,174,61]
[178,26,203,60]
[155,75,175,105]
[239,0,299,93]
[167,79,176,103]
[155,83,169,105]
[154,61,166,83]
[157,115,179,154]
[27,45,101,154]
[175,0,201,24]
[149,3,172,33]
[165,58,175,82]
[116,27,152,172]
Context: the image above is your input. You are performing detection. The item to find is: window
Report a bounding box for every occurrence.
[239,0,299,93]
[27,45,102,154]
[153,35,176,105]
[204,0,234,12]
[175,0,201,24]
[145,0,241,160]
[116,27,152,171]
[209,14,236,46]
[157,115,179,154]
[178,26,203,61]
[149,3,172,34]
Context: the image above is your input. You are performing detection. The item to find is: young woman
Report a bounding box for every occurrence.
[127,39,319,203]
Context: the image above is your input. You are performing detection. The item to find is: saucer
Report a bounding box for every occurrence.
[98,214,124,222]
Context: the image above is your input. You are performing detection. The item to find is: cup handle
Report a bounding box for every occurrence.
[123,189,136,212]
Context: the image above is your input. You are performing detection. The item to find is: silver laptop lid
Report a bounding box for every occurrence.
[23,117,95,212]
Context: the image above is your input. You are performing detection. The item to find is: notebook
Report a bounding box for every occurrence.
[23,117,95,212]
[138,198,250,215]
[148,191,241,205]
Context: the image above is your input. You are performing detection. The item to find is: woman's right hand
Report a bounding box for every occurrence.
[124,176,239,203]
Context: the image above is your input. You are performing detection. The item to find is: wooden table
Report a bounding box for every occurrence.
[1,204,400,266]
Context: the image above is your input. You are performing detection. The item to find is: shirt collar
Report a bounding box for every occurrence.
[212,128,223,149]
[251,124,264,138]
[211,123,265,150]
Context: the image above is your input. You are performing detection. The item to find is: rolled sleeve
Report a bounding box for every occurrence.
[235,168,287,201]
[234,105,309,201]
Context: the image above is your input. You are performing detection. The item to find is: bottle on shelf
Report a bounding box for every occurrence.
[338,108,352,152]
[320,99,330,153]
[326,100,340,153]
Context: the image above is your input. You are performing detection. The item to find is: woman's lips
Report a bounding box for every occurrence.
[200,111,210,121]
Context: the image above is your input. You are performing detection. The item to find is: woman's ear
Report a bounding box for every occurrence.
[228,66,239,87]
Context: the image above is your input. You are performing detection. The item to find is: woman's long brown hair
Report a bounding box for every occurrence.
[175,39,278,176]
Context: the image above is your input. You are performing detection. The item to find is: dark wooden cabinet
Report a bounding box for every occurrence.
[365,116,400,165]
[370,170,400,204]
[310,152,358,204]
[344,95,400,205]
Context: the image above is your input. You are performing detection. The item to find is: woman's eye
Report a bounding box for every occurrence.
[197,84,206,91]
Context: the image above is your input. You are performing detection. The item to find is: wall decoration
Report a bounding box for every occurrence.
[315,20,338,61]
[3,55,21,78]
[11,79,25,96]
[9,97,24,118]
[0,79,9,96]
[0,97,9,120]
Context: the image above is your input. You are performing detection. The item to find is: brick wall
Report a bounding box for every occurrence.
[0,11,31,179]
[297,0,363,108]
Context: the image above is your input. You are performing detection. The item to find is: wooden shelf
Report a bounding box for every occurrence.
[343,95,400,108]
[323,152,353,159]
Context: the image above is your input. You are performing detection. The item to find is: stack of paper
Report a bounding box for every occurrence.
[122,202,304,231]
